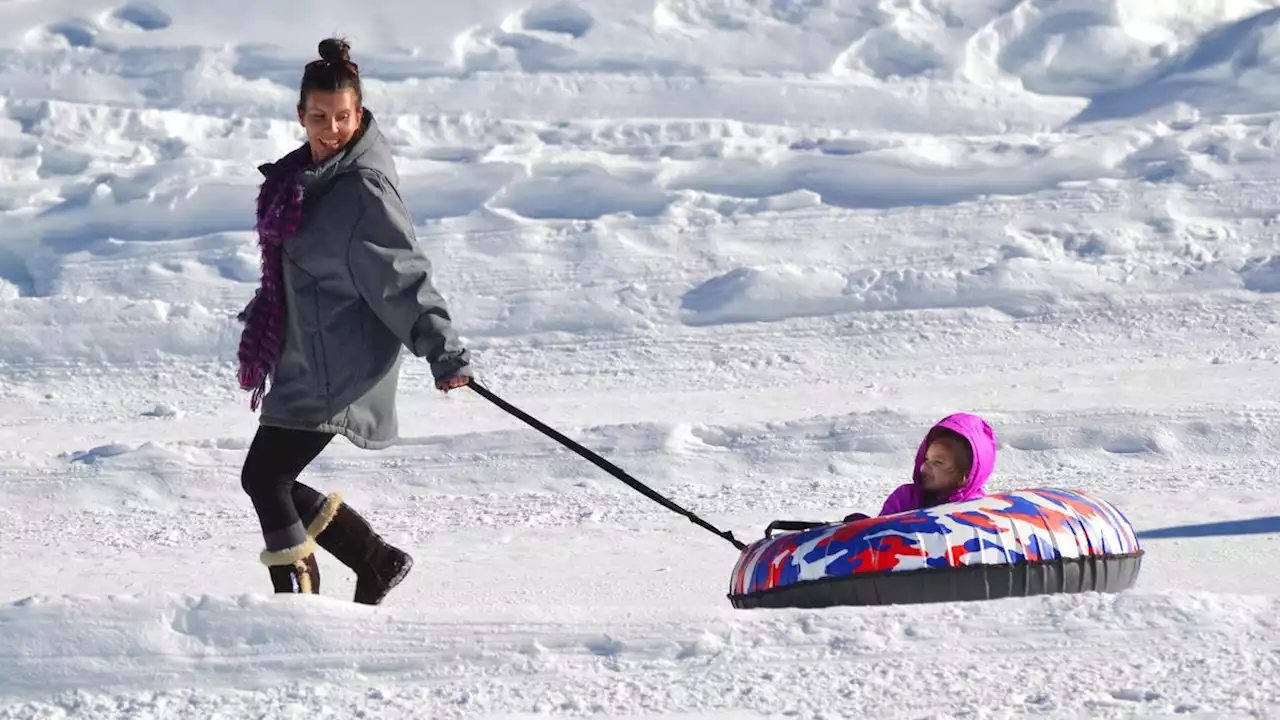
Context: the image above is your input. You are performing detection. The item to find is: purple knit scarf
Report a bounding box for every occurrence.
[237,156,307,410]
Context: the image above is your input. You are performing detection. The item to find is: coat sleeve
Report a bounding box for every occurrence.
[878,484,916,516]
[347,171,471,382]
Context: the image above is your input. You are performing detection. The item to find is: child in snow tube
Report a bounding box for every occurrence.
[843,412,998,521]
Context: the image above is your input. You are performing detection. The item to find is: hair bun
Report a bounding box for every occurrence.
[318,37,351,65]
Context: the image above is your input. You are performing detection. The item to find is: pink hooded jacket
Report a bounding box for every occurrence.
[879,412,998,516]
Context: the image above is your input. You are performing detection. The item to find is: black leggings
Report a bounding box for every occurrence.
[240,425,334,553]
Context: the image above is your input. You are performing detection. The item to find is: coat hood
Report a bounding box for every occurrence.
[912,412,998,504]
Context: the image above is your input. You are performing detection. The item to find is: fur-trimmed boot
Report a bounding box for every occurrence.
[307,493,413,605]
[261,538,321,594]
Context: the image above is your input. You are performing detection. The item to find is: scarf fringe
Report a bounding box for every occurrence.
[236,161,306,411]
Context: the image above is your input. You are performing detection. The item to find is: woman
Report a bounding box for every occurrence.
[844,413,997,521]
[235,38,472,602]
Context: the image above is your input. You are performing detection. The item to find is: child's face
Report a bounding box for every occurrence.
[920,441,966,494]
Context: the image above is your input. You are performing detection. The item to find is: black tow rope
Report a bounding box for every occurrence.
[468,380,748,552]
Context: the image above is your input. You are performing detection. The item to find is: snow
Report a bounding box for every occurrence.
[1,0,1279,716]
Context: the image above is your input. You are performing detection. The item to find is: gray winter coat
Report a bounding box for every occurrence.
[246,110,470,450]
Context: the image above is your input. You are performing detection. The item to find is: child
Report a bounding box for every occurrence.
[844,412,997,521]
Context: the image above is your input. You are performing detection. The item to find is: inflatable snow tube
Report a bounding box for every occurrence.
[728,488,1143,609]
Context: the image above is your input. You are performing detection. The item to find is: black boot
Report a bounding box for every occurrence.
[262,541,321,595]
[307,493,413,605]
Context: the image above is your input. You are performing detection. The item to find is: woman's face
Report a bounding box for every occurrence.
[298,89,362,163]
[920,440,967,495]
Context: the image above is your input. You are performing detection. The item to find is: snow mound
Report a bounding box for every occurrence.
[2,591,1277,718]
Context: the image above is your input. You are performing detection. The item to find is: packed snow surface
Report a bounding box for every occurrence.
[2,0,1280,717]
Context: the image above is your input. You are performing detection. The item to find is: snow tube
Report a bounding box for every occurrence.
[728,488,1143,609]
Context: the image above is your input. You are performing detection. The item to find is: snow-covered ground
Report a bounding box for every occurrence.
[2,0,1280,717]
